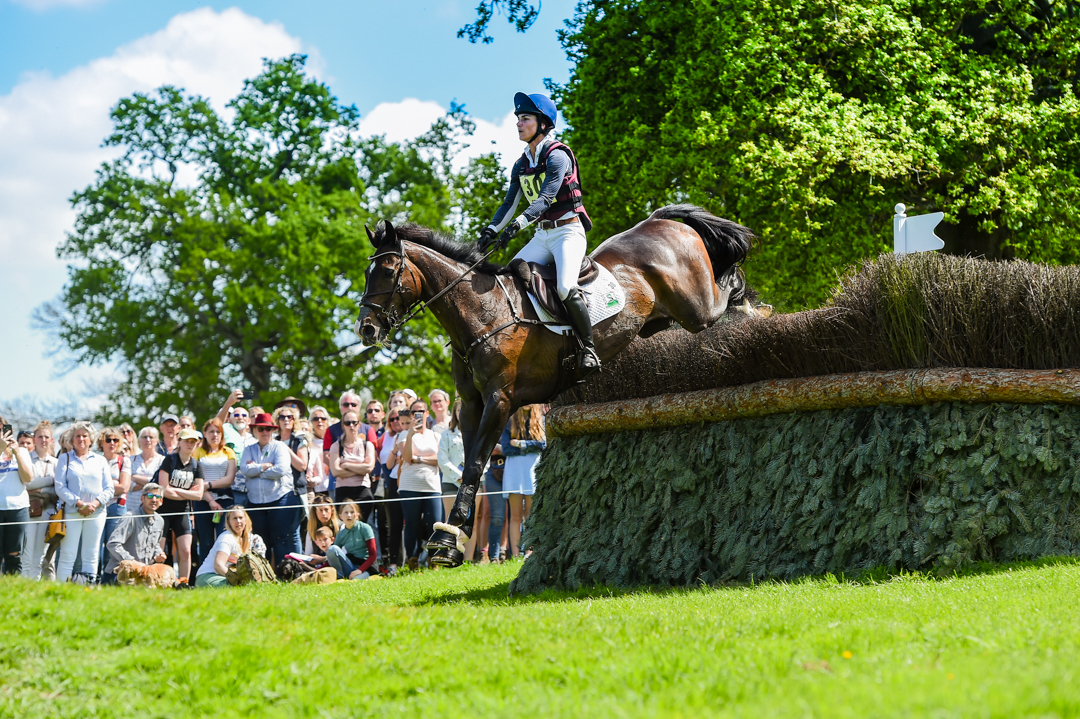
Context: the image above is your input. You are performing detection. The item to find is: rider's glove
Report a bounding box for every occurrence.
[498,219,522,249]
[478,226,498,252]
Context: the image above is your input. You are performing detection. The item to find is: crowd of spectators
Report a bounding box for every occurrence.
[0,387,548,586]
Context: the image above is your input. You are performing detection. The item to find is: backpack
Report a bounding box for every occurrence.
[226,552,277,586]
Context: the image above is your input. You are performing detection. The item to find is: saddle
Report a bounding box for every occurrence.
[509,256,600,325]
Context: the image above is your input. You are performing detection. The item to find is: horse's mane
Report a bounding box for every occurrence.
[376,222,506,274]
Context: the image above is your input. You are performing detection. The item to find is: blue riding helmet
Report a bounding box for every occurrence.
[514,92,558,129]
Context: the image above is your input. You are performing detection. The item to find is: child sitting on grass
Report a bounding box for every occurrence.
[326,501,376,580]
[306,526,335,567]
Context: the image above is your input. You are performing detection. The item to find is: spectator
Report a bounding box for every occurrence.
[240,412,294,568]
[437,398,464,522]
[428,390,451,437]
[156,427,206,585]
[485,447,507,562]
[55,421,113,582]
[365,400,385,433]
[322,390,376,488]
[376,411,405,574]
[309,526,335,566]
[274,396,308,419]
[102,482,167,584]
[304,494,339,555]
[193,418,237,564]
[308,405,332,445]
[387,392,410,416]
[156,414,180,456]
[329,410,376,519]
[274,406,308,555]
[128,427,163,508]
[325,500,376,580]
[0,419,34,575]
[297,418,327,497]
[195,507,256,588]
[216,390,256,458]
[58,427,74,454]
[502,405,546,558]
[98,427,132,574]
[119,423,137,455]
[178,415,196,433]
[21,420,59,580]
[390,400,442,569]
[400,388,418,405]
[16,431,33,451]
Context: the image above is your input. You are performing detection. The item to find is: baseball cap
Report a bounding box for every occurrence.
[160,414,180,425]
[178,428,200,441]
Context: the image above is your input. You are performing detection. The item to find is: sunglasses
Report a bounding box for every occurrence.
[342,420,359,427]
[232,412,248,418]
[122,429,134,435]
[311,416,328,422]
[341,402,359,407]
[366,408,381,414]
[145,494,163,500]
[279,415,294,421]
[104,438,121,444]
[389,417,401,423]
[255,427,273,433]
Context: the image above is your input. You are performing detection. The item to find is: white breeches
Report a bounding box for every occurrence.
[512,221,587,300]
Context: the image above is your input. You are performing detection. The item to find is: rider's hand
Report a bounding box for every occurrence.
[478,226,498,252]
[498,219,521,248]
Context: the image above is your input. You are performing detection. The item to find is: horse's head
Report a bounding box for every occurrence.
[354,220,420,345]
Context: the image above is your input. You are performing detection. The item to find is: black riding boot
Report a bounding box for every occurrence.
[563,287,601,376]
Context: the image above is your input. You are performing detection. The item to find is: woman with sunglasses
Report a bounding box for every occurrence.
[274,406,309,555]
[240,413,295,568]
[389,401,442,569]
[97,427,132,575]
[21,420,59,579]
[127,427,163,508]
[193,418,237,563]
[329,410,376,520]
[376,411,405,574]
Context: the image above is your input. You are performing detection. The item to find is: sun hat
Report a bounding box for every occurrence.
[159,414,179,425]
[249,412,277,429]
[401,388,417,401]
[273,396,308,418]
[178,428,200,441]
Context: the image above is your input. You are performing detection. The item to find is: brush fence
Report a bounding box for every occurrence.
[510,369,1080,594]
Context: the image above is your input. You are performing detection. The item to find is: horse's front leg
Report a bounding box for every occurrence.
[427,390,510,567]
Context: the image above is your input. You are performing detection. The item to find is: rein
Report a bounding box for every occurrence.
[360,241,551,369]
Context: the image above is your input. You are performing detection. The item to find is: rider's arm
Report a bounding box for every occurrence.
[487,161,524,233]
[515,149,572,228]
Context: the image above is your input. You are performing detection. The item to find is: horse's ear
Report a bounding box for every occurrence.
[365,225,377,248]
[381,220,398,244]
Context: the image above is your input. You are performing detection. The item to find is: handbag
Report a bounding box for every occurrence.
[28,494,44,518]
[45,507,65,543]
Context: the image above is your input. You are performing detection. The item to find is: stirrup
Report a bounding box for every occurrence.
[578,345,601,377]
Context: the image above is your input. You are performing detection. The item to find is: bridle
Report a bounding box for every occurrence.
[359,240,501,339]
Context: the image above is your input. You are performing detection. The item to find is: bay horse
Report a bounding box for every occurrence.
[354,204,753,566]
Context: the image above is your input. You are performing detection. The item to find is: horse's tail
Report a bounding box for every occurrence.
[649,204,754,281]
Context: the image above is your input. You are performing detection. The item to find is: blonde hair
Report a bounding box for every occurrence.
[509,405,546,443]
[307,495,340,541]
[58,427,74,453]
[338,500,361,519]
[98,426,123,453]
[225,507,253,554]
[315,526,334,540]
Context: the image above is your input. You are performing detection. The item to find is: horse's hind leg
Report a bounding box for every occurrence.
[428,390,511,567]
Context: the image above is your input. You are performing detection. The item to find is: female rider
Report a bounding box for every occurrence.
[478,92,599,375]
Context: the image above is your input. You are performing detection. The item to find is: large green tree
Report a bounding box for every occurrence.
[39,56,505,422]
[473,0,1080,310]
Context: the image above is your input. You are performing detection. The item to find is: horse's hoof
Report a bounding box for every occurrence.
[425,528,462,552]
[429,547,464,568]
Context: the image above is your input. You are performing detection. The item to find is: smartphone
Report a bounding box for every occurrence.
[241,390,255,400]
[412,411,424,420]
[1,424,11,435]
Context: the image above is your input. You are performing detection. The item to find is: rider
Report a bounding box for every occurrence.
[478,92,600,375]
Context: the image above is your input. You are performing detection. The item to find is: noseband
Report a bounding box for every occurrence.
[359,241,417,332]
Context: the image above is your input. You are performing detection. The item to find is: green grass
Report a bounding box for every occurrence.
[4,558,1080,718]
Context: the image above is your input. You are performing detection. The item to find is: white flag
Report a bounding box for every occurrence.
[893,203,944,254]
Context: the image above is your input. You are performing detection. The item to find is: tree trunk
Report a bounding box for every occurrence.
[546,368,1080,438]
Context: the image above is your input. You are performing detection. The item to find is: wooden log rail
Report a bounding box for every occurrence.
[546,368,1080,438]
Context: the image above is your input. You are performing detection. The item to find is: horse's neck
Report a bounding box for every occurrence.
[405,244,486,342]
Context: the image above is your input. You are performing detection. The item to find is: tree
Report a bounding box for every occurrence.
[528,0,1080,310]
[38,56,506,423]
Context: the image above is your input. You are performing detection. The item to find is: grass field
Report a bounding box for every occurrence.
[4,558,1080,718]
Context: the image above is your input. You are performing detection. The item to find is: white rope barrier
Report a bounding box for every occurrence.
[0,490,508,528]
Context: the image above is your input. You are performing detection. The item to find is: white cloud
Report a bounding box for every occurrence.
[358,99,522,171]
[10,0,105,11]
[0,8,306,402]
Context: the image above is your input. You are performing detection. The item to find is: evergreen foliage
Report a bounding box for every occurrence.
[513,401,1080,594]
[561,252,1080,406]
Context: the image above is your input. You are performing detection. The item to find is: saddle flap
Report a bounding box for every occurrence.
[509,256,603,325]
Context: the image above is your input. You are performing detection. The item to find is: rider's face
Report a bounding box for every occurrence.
[517,113,538,142]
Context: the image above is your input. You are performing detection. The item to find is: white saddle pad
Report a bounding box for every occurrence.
[526,261,626,334]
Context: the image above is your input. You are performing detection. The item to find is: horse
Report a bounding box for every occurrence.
[354,204,754,566]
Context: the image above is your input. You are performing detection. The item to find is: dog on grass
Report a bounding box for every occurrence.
[116,559,179,588]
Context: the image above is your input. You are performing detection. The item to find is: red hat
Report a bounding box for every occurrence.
[249,412,277,429]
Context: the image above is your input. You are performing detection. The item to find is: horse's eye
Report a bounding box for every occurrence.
[380,266,395,278]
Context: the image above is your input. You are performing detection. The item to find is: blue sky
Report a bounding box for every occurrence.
[0,0,576,412]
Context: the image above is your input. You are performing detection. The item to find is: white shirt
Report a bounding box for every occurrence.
[54,450,113,509]
[128,453,164,506]
[437,428,464,486]
[379,433,400,480]
[397,429,441,494]
[196,531,242,577]
[0,453,29,510]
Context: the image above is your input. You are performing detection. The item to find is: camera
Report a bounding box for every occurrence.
[241,390,255,400]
